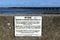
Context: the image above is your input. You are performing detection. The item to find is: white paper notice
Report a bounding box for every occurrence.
[15,16,42,36]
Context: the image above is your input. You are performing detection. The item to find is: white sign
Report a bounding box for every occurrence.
[15,16,42,36]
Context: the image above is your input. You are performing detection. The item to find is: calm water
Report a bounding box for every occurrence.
[0,7,60,14]
[0,8,41,14]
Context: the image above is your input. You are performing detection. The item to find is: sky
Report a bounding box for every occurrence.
[0,0,60,7]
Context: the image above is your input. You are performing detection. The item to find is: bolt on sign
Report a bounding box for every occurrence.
[15,16,42,36]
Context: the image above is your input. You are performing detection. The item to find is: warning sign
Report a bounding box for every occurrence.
[15,16,42,36]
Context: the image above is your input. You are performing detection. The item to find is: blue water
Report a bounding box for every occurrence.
[0,7,60,14]
[0,8,43,14]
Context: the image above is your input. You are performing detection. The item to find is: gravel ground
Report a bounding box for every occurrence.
[0,14,60,40]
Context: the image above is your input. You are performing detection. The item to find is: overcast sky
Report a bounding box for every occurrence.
[0,0,60,7]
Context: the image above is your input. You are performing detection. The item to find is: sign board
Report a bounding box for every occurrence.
[15,16,42,36]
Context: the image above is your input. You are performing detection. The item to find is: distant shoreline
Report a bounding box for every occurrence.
[0,7,60,9]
